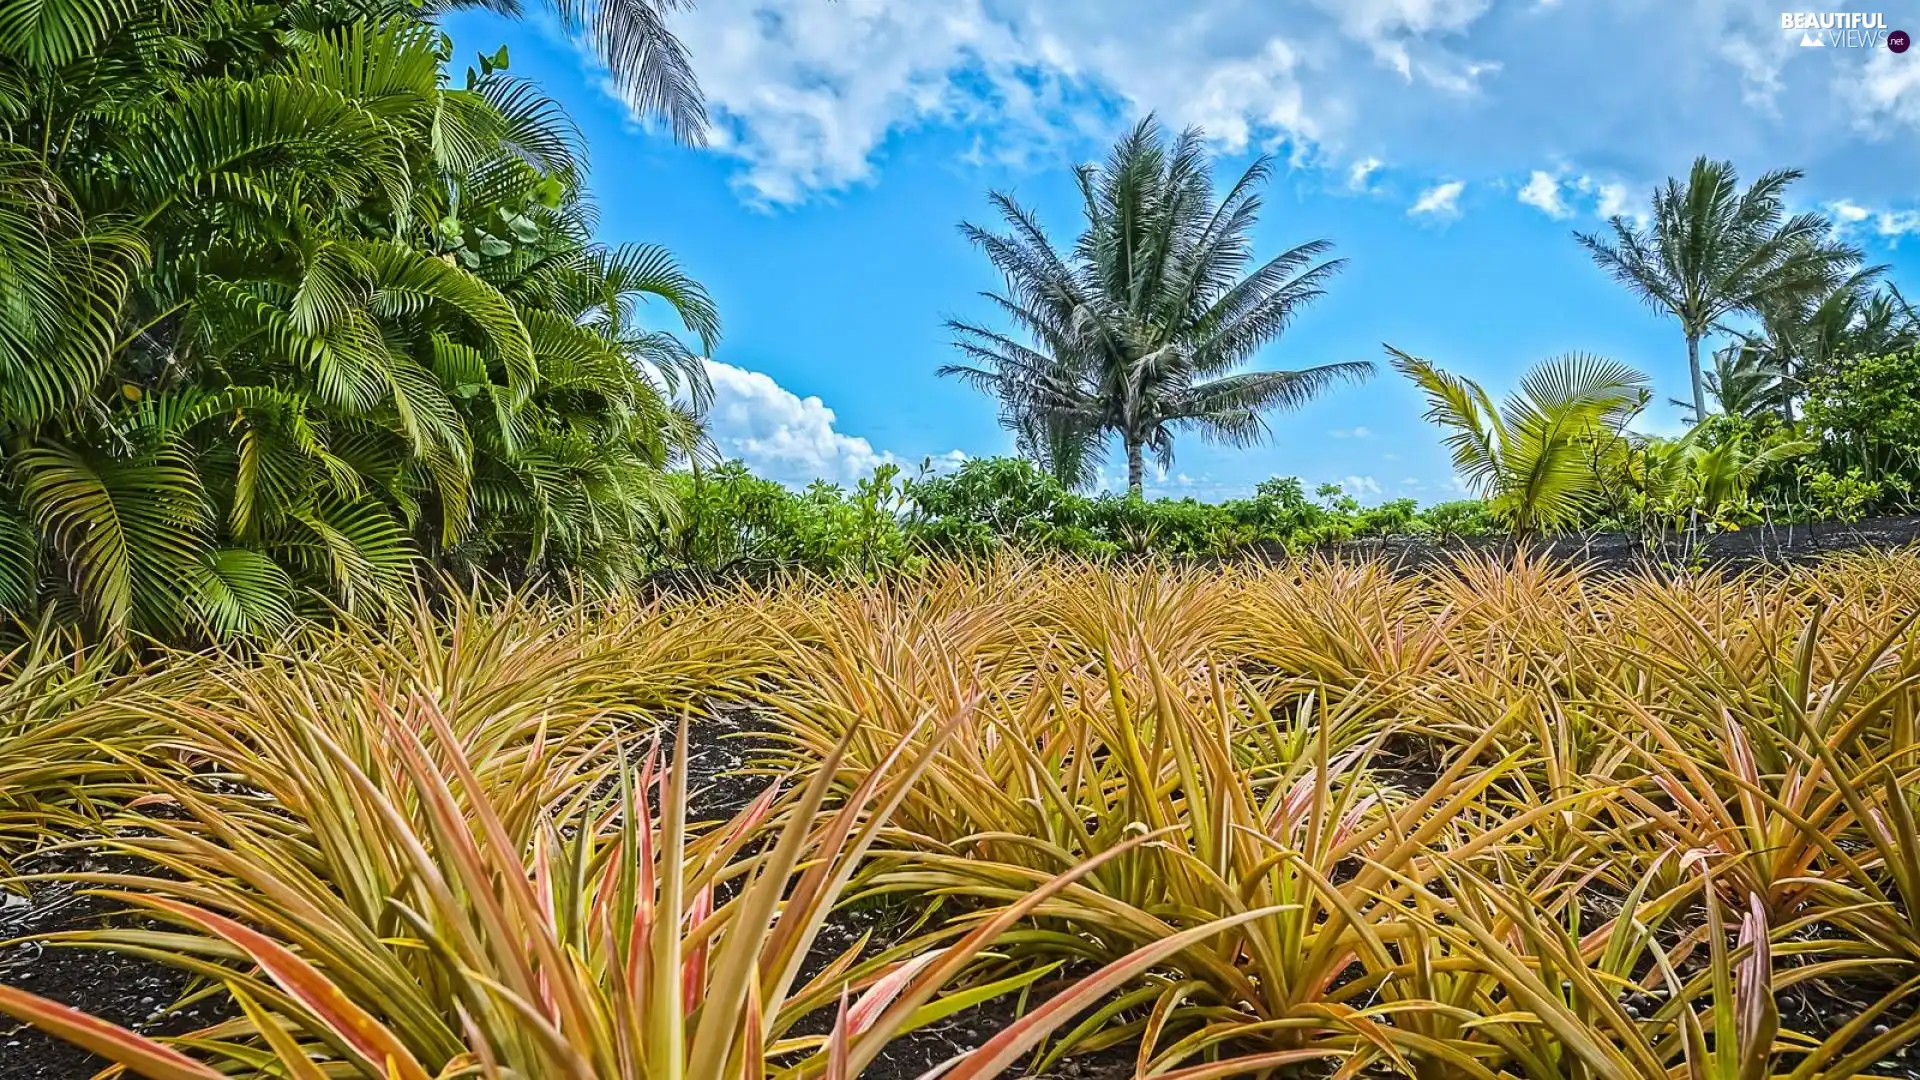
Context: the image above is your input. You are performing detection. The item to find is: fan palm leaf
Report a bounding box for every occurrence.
[1391,348,1647,537]
[13,441,208,635]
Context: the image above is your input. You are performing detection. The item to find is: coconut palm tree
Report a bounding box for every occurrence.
[1575,157,1857,420]
[1753,273,1918,412]
[1389,347,1649,538]
[1672,343,1791,423]
[943,117,1371,495]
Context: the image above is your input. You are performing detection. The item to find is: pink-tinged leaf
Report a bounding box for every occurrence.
[1735,893,1777,1080]
[827,987,852,1080]
[1331,794,1382,849]
[0,984,224,1080]
[1724,713,1758,787]
[847,950,946,1037]
[724,782,781,844]
[532,835,559,1017]
[1679,845,1720,874]
[1283,748,1363,819]
[683,884,714,1010]
[934,906,1286,1080]
[140,897,431,1080]
[738,974,765,1080]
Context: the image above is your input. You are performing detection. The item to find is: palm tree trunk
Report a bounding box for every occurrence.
[1687,333,1707,421]
[1125,440,1144,495]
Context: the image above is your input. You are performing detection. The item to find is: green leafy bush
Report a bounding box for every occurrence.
[0,8,717,640]
[664,463,923,577]
[1802,345,1920,510]
[660,457,1501,576]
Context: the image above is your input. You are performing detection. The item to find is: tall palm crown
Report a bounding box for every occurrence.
[1575,157,1855,420]
[943,117,1371,494]
[1752,271,1917,400]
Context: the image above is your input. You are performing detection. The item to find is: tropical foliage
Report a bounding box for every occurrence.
[1389,347,1650,537]
[0,0,717,641]
[943,117,1371,493]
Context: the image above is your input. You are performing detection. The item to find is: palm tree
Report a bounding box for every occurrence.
[1751,273,1918,413]
[1389,348,1649,538]
[1673,343,1791,423]
[544,0,708,144]
[0,2,718,637]
[1575,157,1857,420]
[943,117,1371,495]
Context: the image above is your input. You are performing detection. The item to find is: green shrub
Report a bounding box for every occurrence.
[664,463,922,576]
[1415,499,1497,538]
[1803,346,1920,507]
[1800,467,1886,524]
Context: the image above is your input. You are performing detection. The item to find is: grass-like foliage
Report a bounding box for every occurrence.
[0,553,1918,1078]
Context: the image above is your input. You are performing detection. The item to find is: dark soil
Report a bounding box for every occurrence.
[0,851,232,1080]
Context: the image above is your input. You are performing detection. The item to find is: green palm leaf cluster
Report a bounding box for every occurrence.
[1389,347,1649,538]
[943,117,1371,494]
[0,0,718,640]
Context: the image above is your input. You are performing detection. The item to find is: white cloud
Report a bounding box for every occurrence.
[703,360,962,486]
[1342,474,1384,497]
[568,0,1920,214]
[1517,169,1569,219]
[1329,425,1372,438]
[1312,0,1496,89]
[658,3,1031,204]
[1877,210,1920,240]
[597,0,1506,204]
[1830,198,1871,224]
[1594,181,1635,222]
[1346,157,1383,192]
[1848,47,1920,131]
[1408,180,1465,218]
[1814,198,1920,244]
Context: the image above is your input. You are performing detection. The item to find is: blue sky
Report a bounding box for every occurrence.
[444,1,1920,503]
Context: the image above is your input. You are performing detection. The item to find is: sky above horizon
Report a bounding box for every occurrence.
[445,1,1920,504]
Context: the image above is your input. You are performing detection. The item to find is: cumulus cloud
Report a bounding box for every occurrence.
[546,0,1920,210]
[1830,198,1871,224]
[1517,169,1569,218]
[1592,180,1637,223]
[1848,47,1920,132]
[1814,198,1920,242]
[702,360,963,486]
[1409,180,1465,218]
[592,0,1509,204]
[1329,425,1372,438]
[1342,475,1384,498]
[1876,210,1920,240]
